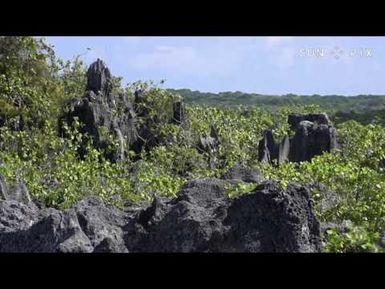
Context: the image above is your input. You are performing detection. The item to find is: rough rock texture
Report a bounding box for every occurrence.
[222,181,321,252]
[0,176,321,252]
[197,125,221,169]
[258,113,338,164]
[74,197,128,253]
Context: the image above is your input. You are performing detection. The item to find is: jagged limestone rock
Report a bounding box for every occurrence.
[0,179,322,253]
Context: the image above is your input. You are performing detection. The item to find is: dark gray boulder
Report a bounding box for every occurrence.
[221,181,321,252]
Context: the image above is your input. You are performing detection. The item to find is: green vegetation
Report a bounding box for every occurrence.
[1,37,385,252]
[169,89,385,124]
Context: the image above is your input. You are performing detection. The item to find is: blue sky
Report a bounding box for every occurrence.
[46,37,385,96]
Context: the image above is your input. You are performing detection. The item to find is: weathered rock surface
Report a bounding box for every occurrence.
[0,176,321,253]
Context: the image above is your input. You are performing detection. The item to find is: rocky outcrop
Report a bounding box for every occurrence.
[60,59,139,162]
[258,113,337,164]
[0,176,321,253]
[60,59,185,162]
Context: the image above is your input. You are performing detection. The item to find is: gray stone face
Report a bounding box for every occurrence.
[0,177,322,253]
